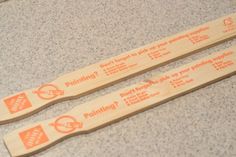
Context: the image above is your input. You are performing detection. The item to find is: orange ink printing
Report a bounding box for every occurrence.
[3,93,32,114]
[120,81,160,106]
[99,55,137,76]
[33,84,64,100]
[223,17,236,33]
[49,115,83,134]
[168,26,209,44]
[64,71,99,87]
[83,101,119,119]
[19,125,49,149]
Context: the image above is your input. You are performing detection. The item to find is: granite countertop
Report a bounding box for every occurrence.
[0,0,236,157]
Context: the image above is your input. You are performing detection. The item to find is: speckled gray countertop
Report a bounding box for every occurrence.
[0,0,236,157]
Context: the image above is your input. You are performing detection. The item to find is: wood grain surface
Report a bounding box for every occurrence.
[1,13,236,124]
[4,45,236,157]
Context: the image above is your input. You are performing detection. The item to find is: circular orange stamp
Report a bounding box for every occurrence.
[33,84,64,100]
[49,115,83,134]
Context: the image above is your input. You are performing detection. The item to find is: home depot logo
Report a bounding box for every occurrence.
[3,93,32,114]
[19,125,49,149]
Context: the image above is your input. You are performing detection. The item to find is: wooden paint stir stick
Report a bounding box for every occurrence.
[4,46,236,157]
[1,13,236,124]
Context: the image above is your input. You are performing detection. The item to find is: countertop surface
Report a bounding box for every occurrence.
[0,0,236,157]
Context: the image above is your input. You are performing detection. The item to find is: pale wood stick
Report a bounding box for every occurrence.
[1,13,236,124]
[4,46,236,157]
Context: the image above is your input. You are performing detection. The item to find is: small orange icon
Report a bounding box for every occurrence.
[49,115,83,134]
[33,84,64,100]
[224,17,233,26]
[3,93,32,114]
[19,125,49,149]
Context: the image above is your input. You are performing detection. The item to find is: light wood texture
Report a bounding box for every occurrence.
[4,46,236,157]
[1,13,236,124]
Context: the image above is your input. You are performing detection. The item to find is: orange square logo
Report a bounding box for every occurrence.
[3,93,32,114]
[19,125,49,149]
